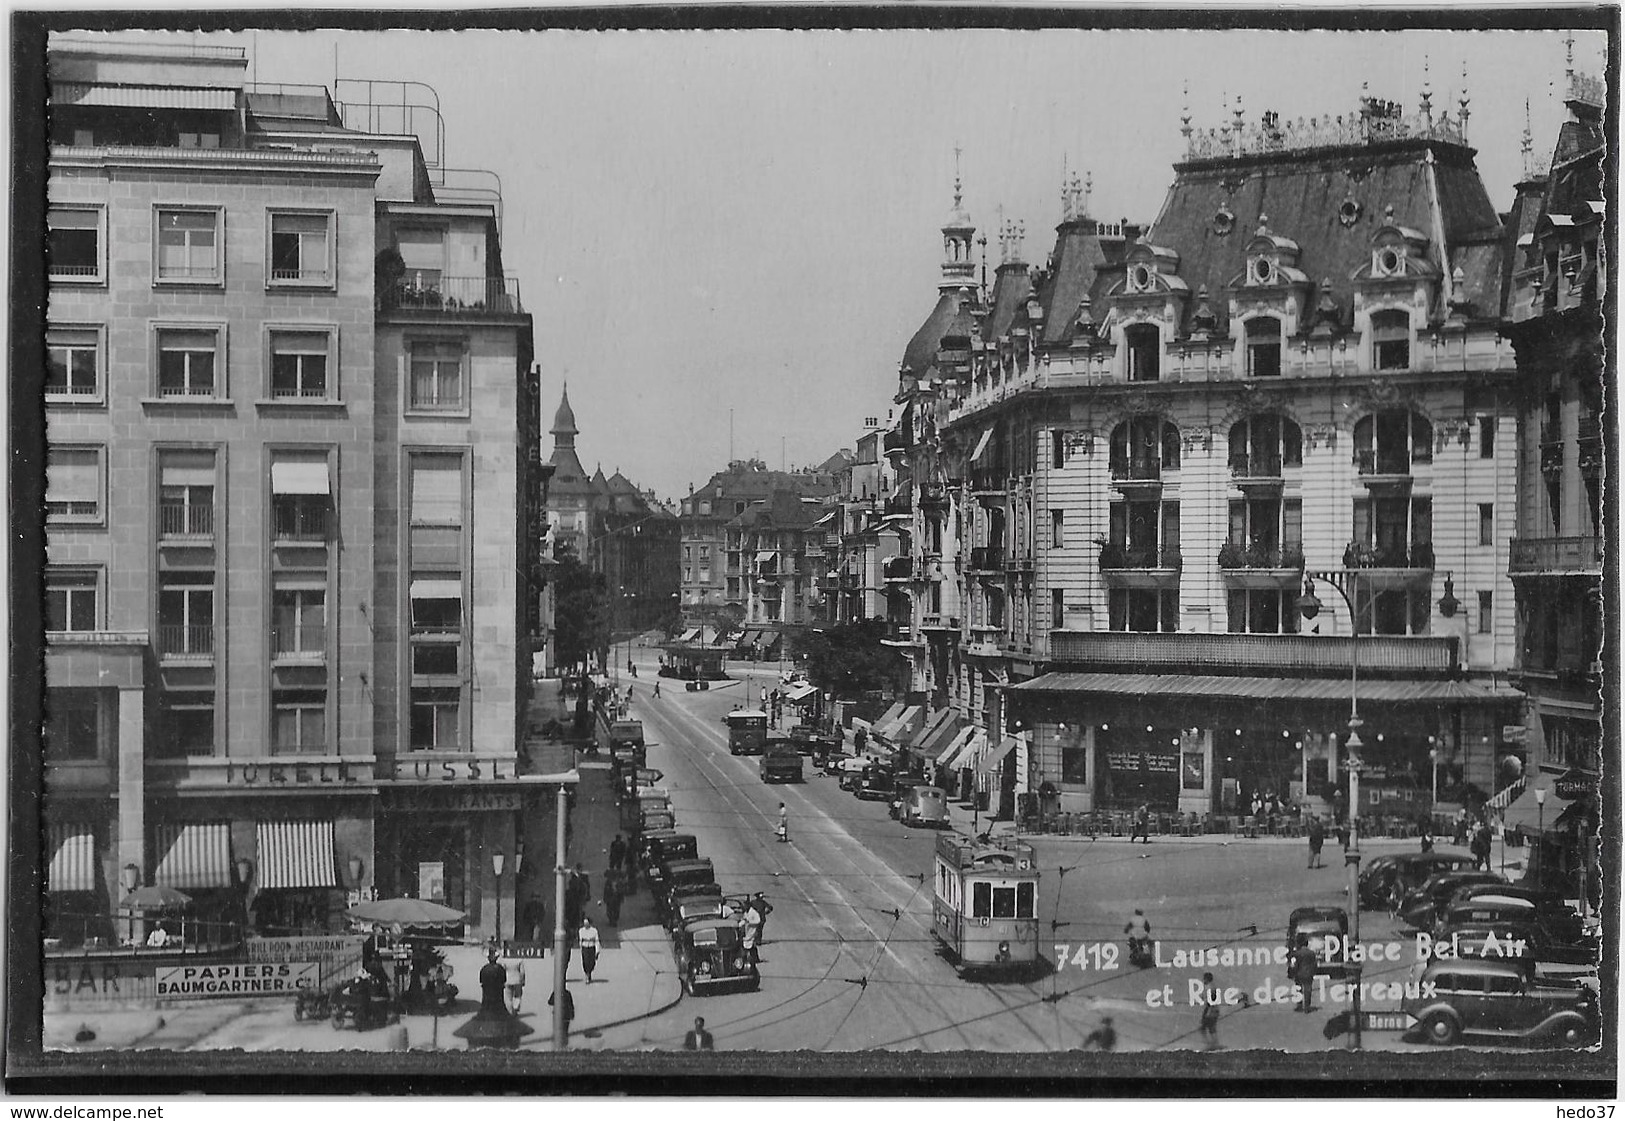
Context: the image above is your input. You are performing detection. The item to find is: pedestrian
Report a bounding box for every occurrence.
[1306,816,1325,869]
[549,985,574,1037]
[1198,971,1222,1051]
[1418,815,1434,853]
[573,862,592,920]
[578,915,601,983]
[506,955,526,1014]
[521,893,546,944]
[602,867,623,927]
[1081,1016,1117,1051]
[776,802,789,844]
[1287,937,1316,1013]
[1454,807,1469,846]
[1131,803,1151,844]
[1335,821,1351,851]
[653,681,660,699]
[609,833,627,872]
[751,892,774,944]
[1471,820,1492,871]
[684,1016,715,1050]
[744,896,760,961]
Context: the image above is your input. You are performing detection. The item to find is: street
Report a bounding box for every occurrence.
[589,653,1458,1053]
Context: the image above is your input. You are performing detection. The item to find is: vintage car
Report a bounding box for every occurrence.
[656,857,717,915]
[1401,958,1599,1047]
[836,757,871,789]
[667,896,732,932]
[854,766,896,801]
[1433,895,1537,938]
[892,784,949,827]
[641,833,697,887]
[1358,853,1476,910]
[619,767,664,800]
[1448,882,1587,946]
[640,808,677,834]
[1398,871,1507,931]
[1432,920,1542,967]
[664,880,724,921]
[1285,905,1350,976]
[759,743,805,784]
[673,918,760,996]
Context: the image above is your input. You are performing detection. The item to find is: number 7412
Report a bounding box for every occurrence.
[1054,943,1120,971]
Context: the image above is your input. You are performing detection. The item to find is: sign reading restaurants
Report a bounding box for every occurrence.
[156,962,318,998]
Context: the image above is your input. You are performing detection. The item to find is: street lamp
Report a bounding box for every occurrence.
[492,852,506,943]
[1534,786,1546,890]
[1298,569,1363,1051]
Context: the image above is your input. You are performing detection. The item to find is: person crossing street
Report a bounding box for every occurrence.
[751,892,774,944]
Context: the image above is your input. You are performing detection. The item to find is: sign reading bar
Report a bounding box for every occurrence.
[156,962,318,998]
[248,936,363,963]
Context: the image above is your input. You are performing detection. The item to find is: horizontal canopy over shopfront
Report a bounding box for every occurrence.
[256,820,337,890]
[971,428,994,463]
[1009,673,1522,705]
[153,822,232,889]
[48,824,98,893]
[907,708,956,752]
[876,705,921,741]
[870,702,905,733]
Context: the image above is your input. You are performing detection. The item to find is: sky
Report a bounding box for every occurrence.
[53,21,1609,501]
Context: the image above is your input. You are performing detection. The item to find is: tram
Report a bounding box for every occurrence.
[724,709,768,756]
[931,832,1041,974]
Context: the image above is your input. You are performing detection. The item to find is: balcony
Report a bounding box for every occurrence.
[1228,452,1284,492]
[880,622,922,646]
[968,546,1003,573]
[882,430,909,456]
[1355,449,1414,493]
[1578,419,1602,475]
[272,504,330,541]
[1109,453,1164,495]
[920,613,960,632]
[159,502,213,538]
[1098,543,1181,572]
[1344,541,1434,570]
[378,276,523,317]
[1047,630,1460,675]
[159,624,214,660]
[1005,551,1034,573]
[919,486,949,512]
[271,628,326,662]
[969,468,1007,498]
[1509,536,1603,576]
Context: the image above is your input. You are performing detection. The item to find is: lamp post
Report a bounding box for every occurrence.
[1534,786,1546,891]
[492,852,506,944]
[1298,569,1363,1051]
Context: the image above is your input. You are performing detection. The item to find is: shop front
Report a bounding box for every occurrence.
[44,810,115,948]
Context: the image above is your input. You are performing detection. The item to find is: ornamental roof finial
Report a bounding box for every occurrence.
[1083,171,1093,220]
[1565,33,1575,79]
[1061,153,1071,221]
[952,144,964,211]
[1521,98,1534,178]
[1180,80,1193,148]
[1458,63,1470,139]
[1420,54,1433,125]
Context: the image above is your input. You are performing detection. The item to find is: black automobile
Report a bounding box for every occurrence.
[666,895,732,933]
[1432,920,1541,967]
[1448,882,1587,947]
[665,880,724,921]
[673,918,760,996]
[1359,853,1476,910]
[1398,870,1507,931]
[657,857,718,916]
[1402,958,1599,1047]
[1286,905,1350,976]
[641,832,697,886]
[854,766,895,801]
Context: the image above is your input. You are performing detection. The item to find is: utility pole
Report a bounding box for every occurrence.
[552,783,569,1049]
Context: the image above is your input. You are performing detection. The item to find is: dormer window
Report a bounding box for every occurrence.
[1250,257,1276,286]
[1374,246,1403,277]
[1246,317,1282,378]
[1371,310,1410,371]
[1129,264,1155,293]
[1125,324,1160,382]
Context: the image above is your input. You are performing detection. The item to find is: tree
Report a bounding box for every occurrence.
[551,544,608,732]
[791,618,900,699]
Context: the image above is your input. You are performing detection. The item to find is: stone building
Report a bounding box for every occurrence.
[41,37,551,944]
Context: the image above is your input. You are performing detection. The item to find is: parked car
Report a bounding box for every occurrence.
[619,767,664,800]
[640,808,676,834]
[1286,905,1350,976]
[759,743,805,784]
[657,857,718,916]
[664,880,724,921]
[642,835,698,891]
[1449,882,1586,946]
[667,896,732,932]
[1433,895,1537,939]
[837,757,871,790]
[1359,853,1476,910]
[673,918,760,996]
[1433,920,1541,967]
[1398,871,1507,930]
[1402,958,1599,1047]
[893,784,949,827]
[855,766,896,801]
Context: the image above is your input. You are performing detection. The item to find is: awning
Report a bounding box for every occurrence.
[907,708,956,750]
[152,823,232,889]
[410,578,462,599]
[785,682,817,703]
[971,428,994,463]
[256,820,337,890]
[48,824,98,893]
[1500,772,1594,835]
[1008,673,1523,705]
[271,459,330,495]
[935,726,975,766]
[977,735,1020,775]
[877,704,921,741]
[920,715,966,759]
[54,83,237,111]
[945,729,988,771]
[755,551,777,564]
[676,628,700,644]
[870,702,905,734]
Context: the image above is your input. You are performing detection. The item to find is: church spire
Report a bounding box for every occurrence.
[939,147,976,292]
[551,382,578,443]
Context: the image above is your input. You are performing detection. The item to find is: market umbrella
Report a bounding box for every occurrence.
[119,885,192,910]
[346,897,467,928]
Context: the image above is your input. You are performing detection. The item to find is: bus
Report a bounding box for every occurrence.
[724,709,768,756]
[931,832,1041,975]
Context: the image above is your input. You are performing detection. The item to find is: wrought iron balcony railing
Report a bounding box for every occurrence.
[1355,449,1411,476]
[1509,536,1602,573]
[1217,541,1304,570]
[1098,543,1181,571]
[159,502,213,537]
[1109,453,1162,481]
[1228,452,1283,478]
[159,624,214,657]
[379,276,522,316]
[1343,541,1434,569]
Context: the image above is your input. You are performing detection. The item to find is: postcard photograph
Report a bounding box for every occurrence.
[9,11,1616,1090]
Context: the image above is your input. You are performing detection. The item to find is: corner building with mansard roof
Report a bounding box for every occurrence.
[906,94,1530,824]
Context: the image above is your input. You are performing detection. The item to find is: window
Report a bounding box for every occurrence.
[46,570,98,632]
[1354,410,1430,475]
[269,211,332,285]
[272,690,327,754]
[155,208,221,283]
[410,688,462,750]
[395,228,445,289]
[1108,588,1178,633]
[271,452,332,539]
[992,885,1017,919]
[1016,882,1035,919]
[971,881,991,918]
[158,575,214,657]
[157,692,215,758]
[408,340,465,411]
[1052,430,1066,469]
[1246,317,1282,377]
[1226,589,1299,634]
[1061,745,1087,783]
[1479,416,1495,458]
[411,583,463,631]
[159,452,215,537]
[1051,509,1065,549]
[1051,588,1065,628]
[272,587,326,657]
[176,130,221,149]
[1125,324,1160,382]
[46,327,101,399]
[1477,591,1493,635]
[411,456,464,526]
[412,645,459,675]
[269,330,332,399]
[1371,310,1410,371]
[45,689,99,761]
[1110,417,1178,479]
[45,447,101,523]
[156,327,220,397]
[47,207,102,281]
[1479,503,1495,547]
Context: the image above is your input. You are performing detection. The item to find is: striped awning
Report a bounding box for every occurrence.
[54,83,237,111]
[153,823,232,889]
[878,705,921,742]
[944,729,987,771]
[48,823,98,893]
[977,735,1020,775]
[256,820,337,890]
[936,725,975,766]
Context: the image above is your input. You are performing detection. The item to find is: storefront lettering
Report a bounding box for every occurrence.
[382,789,524,813]
[51,960,123,996]
[387,758,515,783]
[228,761,363,786]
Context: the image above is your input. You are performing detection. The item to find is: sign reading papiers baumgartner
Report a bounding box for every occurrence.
[155,962,319,998]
